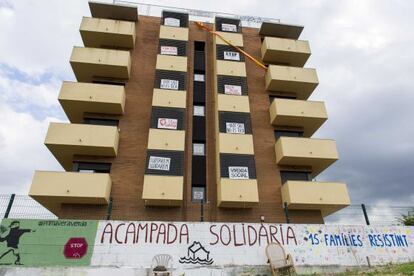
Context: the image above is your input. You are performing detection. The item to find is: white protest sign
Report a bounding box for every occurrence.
[221,23,237,32]
[228,166,249,179]
[161,46,178,56]
[157,118,178,130]
[224,51,240,61]
[148,156,171,171]
[224,84,242,95]
[160,79,179,90]
[226,122,245,134]
[164,17,180,27]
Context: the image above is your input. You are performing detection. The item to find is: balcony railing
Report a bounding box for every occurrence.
[80,17,136,49]
[59,81,125,123]
[281,180,351,216]
[265,65,319,100]
[29,171,112,214]
[45,122,119,170]
[218,178,259,208]
[261,36,310,66]
[275,137,338,177]
[70,46,131,83]
[269,98,327,137]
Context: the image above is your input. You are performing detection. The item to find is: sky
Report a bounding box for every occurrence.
[0,0,413,212]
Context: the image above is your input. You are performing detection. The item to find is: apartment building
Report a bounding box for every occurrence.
[29,1,351,223]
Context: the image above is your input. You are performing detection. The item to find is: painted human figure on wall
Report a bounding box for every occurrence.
[0,221,34,265]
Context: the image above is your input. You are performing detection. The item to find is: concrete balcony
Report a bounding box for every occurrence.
[217,94,250,113]
[155,54,188,72]
[219,133,254,155]
[58,81,125,123]
[152,89,187,108]
[159,25,189,41]
[275,137,338,177]
[80,17,136,49]
[265,65,319,100]
[147,129,185,151]
[261,36,311,66]
[142,175,183,206]
[45,123,119,170]
[89,2,138,22]
[70,46,131,83]
[216,60,246,77]
[29,171,112,214]
[215,31,243,46]
[218,178,259,208]
[269,98,327,137]
[281,180,351,216]
[259,22,303,39]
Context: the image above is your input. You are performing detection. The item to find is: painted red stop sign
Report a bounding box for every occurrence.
[64,237,88,259]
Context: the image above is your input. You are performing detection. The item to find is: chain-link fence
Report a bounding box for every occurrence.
[0,194,412,225]
[0,194,57,220]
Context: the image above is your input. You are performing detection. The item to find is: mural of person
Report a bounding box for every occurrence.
[0,221,35,265]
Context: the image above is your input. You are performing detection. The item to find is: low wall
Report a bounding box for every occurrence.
[0,219,412,274]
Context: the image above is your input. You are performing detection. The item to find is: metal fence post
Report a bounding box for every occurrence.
[200,201,204,222]
[106,197,113,220]
[284,202,290,224]
[361,203,370,225]
[4,194,15,219]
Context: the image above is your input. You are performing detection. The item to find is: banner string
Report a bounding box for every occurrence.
[195,22,268,71]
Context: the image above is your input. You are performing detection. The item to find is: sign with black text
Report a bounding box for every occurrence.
[160,79,179,90]
[223,51,240,61]
[161,46,178,56]
[226,122,245,134]
[164,17,180,27]
[148,156,171,171]
[228,166,249,179]
[221,23,237,32]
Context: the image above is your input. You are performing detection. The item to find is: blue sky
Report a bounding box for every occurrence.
[0,0,413,209]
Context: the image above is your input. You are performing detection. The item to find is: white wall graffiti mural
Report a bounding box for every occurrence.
[91,221,414,268]
[0,219,412,269]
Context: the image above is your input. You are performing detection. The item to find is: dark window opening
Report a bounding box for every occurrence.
[274,130,304,139]
[269,94,297,103]
[158,39,187,56]
[162,11,189,27]
[192,41,207,203]
[84,117,119,126]
[220,154,257,179]
[215,17,241,33]
[92,80,125,86]
[150,106,185,130]
[280,171,311,184]
[72,162,111,173]
[195,41,205,51]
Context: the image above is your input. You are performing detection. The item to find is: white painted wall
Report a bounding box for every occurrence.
[91,221,414,269]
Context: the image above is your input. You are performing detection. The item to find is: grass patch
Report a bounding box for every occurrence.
[299,262,414,275]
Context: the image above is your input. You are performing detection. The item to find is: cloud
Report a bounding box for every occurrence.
[0,103,63,195]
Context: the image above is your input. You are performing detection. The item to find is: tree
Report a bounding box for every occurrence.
[398,209,414,226]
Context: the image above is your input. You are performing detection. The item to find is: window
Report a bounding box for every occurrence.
[192,187,205,202]
[72,162,111,173]
[274,130,304,139]
[193,143,205,156]
[193,106,205,116]
[280,171,310,184]
[194,73,205,82]
[220,154,256,179]
[269,94,296,103]
[83,118,119,126]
